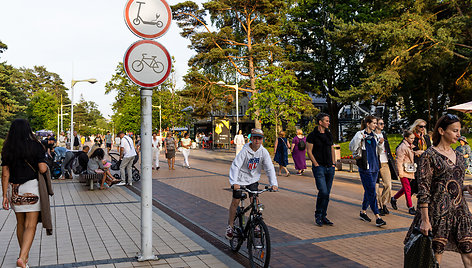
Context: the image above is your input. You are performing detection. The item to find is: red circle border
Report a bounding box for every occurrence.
[123,40,172,88]
[124,0,172,39]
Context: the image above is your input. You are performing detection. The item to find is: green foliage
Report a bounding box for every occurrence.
[247,66,314,138]
[26,89,58,131]
[0,62,25,137]
[333,0,472,125]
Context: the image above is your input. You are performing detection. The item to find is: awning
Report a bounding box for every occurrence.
[448,101,472,113]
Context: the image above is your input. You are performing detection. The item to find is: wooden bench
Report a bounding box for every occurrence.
[78,173,103,190]
[336,159,357,172]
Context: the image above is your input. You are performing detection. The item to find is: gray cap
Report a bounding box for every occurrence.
[250,128,264,138]
[459,136,468,144]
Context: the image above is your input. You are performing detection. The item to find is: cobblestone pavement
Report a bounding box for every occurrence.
[0,178,241,268]
[130,148,470,267]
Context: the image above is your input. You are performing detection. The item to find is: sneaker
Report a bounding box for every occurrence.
[322,217,334,226]
[379,207,386,216]
[187,166,191,169]
[359,212,371,222]
[127,182,133,186]
[383,206,390,215]
[408,207,416,215]
[116,182,126,186]
[390,197,398,210]
[156,167,160,170]
[376,218,386,227]
[225,225,233,239]
[315,217,323,227]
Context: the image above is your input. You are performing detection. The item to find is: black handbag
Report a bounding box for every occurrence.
[404,228,439,268]
[410,179,419,194]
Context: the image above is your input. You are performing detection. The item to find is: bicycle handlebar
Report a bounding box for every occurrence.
[231,185,278,194]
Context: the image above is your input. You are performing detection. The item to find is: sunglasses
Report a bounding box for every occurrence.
[378,123,384,126]
[446,114,459,120]
[418,125,426,128]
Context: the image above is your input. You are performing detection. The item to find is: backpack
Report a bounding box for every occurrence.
[298,139,306,151]
[71,156,83,174]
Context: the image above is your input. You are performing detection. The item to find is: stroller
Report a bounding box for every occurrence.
[109,152,141,182]
[45,155,62,179]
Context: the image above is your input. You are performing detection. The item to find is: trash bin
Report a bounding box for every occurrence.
[333,144,341,161]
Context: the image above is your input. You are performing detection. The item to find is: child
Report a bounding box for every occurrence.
[226,128,278,239]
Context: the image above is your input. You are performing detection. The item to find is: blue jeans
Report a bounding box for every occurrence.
[312,166,335,219]
[359,170,380,215]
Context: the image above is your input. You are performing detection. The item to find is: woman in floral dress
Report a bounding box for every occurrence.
[405,114,472,266]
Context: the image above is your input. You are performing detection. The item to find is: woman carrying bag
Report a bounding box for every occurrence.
[2,119,53,268]
[391,130,417,215]
[349,115,386,227]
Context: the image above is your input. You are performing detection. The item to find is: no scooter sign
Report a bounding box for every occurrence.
[123,40,172,88]
[124,0,172,39]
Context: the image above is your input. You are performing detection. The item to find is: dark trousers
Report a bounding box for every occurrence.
[61,151,75,178]
[313,166,335,219]
[360,170,380,215]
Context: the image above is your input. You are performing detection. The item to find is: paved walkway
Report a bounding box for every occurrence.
[0,179,242,268]
[146,148,468,267]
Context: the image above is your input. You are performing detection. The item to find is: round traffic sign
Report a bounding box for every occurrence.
[123,40,172,88]
[124,0,172,39]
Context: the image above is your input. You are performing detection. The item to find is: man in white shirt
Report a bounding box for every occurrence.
[152,132,162,170]
[117,131,137,186]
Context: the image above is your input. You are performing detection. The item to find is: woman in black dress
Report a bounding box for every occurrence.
[2,119,48,268]
[405,114,472,266]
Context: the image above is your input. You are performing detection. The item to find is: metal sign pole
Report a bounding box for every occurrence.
[138,88,157,261]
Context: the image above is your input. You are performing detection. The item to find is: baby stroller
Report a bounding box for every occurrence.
[45,155,62,179]
[109,152,141,182]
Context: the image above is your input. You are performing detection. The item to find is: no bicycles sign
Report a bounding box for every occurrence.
[123,40,172,88]
[124,0,172,39]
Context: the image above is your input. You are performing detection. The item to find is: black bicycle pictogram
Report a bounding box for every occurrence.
[132,53,165,73]
[133,1,164,28]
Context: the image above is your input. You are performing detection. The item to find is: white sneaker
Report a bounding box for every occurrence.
[116,182,126,186]
[127,182,133,186]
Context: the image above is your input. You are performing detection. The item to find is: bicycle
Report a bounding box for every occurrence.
[230,185,275,268]
[132,53,165,74]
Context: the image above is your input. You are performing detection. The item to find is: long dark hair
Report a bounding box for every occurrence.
[432,114,461,146]
[1,119,41,164]
[89,148,105,160]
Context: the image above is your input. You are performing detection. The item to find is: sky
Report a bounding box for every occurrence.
[0,0,204,119]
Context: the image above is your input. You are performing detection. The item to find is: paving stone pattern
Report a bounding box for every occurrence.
[0,180,236,268]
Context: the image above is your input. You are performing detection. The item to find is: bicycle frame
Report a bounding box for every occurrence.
[236,189,266,240]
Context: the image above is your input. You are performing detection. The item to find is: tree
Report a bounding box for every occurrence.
[287,0,396,140]
[0,41,25,137]
[247,66,314,138]
[333,0,472,126]
[26,89,58,131]
[172,0,289,128]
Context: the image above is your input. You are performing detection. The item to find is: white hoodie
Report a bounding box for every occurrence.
[229,143,278,186]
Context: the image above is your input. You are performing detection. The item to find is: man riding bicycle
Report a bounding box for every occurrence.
[226,128,278,239]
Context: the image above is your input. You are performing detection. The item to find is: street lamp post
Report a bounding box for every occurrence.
[70,78,97,148]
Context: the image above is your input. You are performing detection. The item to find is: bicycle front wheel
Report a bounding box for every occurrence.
[230,207,244,252]
[248,220,270,268]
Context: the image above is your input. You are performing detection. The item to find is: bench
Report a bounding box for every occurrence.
[336,159,357,172]
[78,173,103,190]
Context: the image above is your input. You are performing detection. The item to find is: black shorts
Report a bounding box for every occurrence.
[232,182,259,199]
[106,143,112,148]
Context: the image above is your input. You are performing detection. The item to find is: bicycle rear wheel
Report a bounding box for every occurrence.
[229,207,244,252]
[248,220,270,268]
